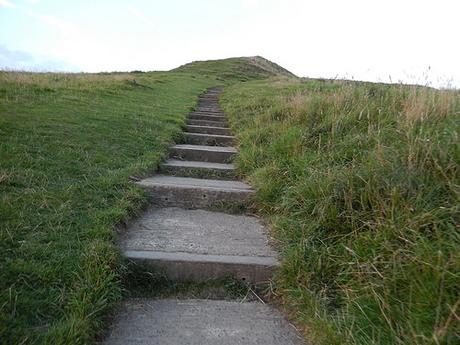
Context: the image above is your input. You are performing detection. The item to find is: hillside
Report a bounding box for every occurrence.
[0,58,290,344]
[1,57,459,344]
[221,78,460,345]
[173,56,296,81]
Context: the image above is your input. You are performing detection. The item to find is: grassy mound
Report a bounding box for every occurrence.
[173,56,296,81]
[221,79,459,344]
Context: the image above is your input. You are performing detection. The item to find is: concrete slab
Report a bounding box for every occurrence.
[161,159,235,171]
[103,299,306,345]
[121,207,276,257]
[137,175,253,209]
[121,207,278,282]
[193,109,223,114]
[160,159,235,179]
[184,132,235,146]
[170,144,236,163]
[138,175,251,190]
[124,250,277,282]
[186,125,231,136]
[190,111,224,115]
[187,119,229,128]
[189,113,227,121]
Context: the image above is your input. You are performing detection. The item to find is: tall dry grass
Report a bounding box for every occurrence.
[222,78,460,345]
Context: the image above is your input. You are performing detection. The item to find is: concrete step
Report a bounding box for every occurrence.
[184,132,235,146]
[196,105,219,109]
[196,107,220,112]
[120,207,278,282]
[193,109,223,114]
[170,144,236,163]
[186,125,231,136]
[197,100,219,104]
[189,113,227,122]
[160,159,235,179]
[103,299,305,345]
[197,99,219,103]
[137,175,253,209]
[187,119,229,128]
[199,93,220,97]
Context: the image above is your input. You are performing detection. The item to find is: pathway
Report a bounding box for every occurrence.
[103,87,306,344]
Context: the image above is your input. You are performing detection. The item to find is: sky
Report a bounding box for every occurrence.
[1,0,459,88]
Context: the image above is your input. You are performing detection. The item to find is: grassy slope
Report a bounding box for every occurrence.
[0,57,292,343]
[221,79,460,345]
[173,56,295,81]
[0,70,221,343]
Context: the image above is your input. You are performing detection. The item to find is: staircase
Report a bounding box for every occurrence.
[103,87,306,344]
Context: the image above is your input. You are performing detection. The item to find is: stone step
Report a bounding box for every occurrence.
[196,107,220,111]
[196,105,219,109]
[103,299,305,345]
[137,175,253,209]
[120,207,278,283]
[189,113,226,122]
[187,119,229,128]
[193,109,223,114]
[170,144,236,163]
[198,92,221,100]
[184,132,235,146]
[186,125,231,136]
[190,111,225,117]
[198,98,219,100]
[197,100,219,103]
[160,159,235,179]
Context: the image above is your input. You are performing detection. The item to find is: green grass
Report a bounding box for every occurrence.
[173,56,295,81]
[221,78,460,345]
[3,56,458,345]
[0,57,291,343]
[0,70,220,343]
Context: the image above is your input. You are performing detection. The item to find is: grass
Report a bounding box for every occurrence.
[2,56,458,344]
[221,78,460,345]
[173,56,295,81]
[0,57,290,343]
[0,70,219,343]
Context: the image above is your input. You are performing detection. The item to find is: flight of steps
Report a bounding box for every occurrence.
[103,88,306,345]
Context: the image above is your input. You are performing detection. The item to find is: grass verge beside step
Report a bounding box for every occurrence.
[221,78,460,345]
[0,71,216,343]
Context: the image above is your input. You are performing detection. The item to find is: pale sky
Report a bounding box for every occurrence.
[1,0,459,88]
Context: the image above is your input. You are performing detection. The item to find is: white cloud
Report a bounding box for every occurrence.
[0,0,16,8]
[126,5,155,27]
[1,0,459,87]
[0,44,77,71]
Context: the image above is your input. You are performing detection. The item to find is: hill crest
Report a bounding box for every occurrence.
[173,56,296,81]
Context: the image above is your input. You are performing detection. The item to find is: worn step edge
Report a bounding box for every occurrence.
[192,111,223,116]
[187,119,229,128]
[194,108,222,112]
[184,132,235,146]
[124,250,278,283]
[186,125,231,135]
[137,175,251,192]
[162,159,235,170]
[160,159,235,179]
[170,144,237,163]
[137,176,253,210]
[171,144,237,153]
[189,114,227,121]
